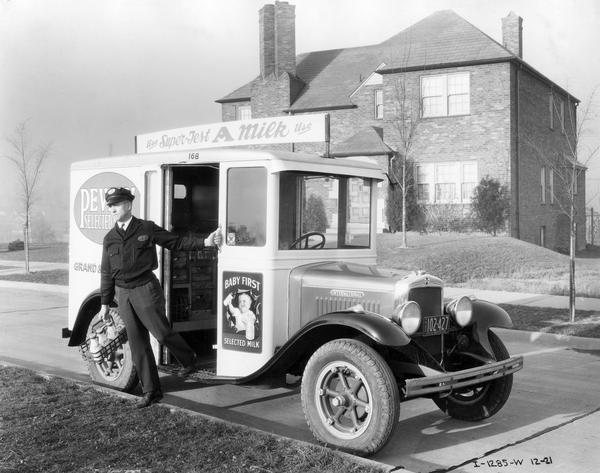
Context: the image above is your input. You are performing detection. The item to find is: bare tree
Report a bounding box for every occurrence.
[386,43,422,248]
[2,121,51,273]
[524,88,598,322]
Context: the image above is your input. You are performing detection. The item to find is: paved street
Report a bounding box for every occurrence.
[1,286,600,472]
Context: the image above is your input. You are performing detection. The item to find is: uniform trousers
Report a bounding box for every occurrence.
[117,275,195,394]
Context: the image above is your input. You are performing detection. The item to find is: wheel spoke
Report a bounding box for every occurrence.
[337,370,351,390]
[354,397,369,409]
[350,407,361,429]
[332,406,347,422]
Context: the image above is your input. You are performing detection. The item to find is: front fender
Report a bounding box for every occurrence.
[471,299,513,356]
[236,310,410,386]
[310,311,411,347]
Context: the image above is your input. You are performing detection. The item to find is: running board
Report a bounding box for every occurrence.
[158,364,240,385]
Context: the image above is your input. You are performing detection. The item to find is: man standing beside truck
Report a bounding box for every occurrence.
[100,187,222,408]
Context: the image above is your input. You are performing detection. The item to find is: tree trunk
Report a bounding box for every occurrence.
[401,154,407,248]
[24,222,30,274]
[569,197,576,323]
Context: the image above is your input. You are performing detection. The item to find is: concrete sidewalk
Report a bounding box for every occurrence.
[446,287,600,311]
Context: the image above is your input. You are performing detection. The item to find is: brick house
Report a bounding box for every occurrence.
[216,2,586,251]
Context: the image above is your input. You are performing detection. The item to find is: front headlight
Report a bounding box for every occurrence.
[392,301,422,335]
[446,296,473,327]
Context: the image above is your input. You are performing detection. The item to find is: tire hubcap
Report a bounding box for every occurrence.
[315,361,373,439]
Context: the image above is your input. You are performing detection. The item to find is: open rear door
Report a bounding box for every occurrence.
[161,164,220,367]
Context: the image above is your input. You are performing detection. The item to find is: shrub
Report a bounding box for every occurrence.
[424,204,472,233]
[471,177,510,236]
[8,239,24,251]
[302,194,328,232]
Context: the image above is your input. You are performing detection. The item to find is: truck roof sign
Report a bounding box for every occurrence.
[135,114,328,154]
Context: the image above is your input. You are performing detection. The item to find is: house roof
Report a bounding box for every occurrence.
[329,127,394,157]
[377,10,512,72]
[217,10,576,110]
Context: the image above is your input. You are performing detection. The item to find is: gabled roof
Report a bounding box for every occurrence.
[378,10,512,71]
[217,10,575,111]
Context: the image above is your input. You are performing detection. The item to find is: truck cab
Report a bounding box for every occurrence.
[66,147,522,456]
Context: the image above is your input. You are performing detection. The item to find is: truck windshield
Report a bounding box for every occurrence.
[278,172,372,250]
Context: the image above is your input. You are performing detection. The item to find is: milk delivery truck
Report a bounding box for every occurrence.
[63,116,522,455]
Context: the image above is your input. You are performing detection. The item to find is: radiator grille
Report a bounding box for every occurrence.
[408,287,442,316]
[316,297,381,316]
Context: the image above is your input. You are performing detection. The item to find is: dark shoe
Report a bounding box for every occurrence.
[177,354,201,378]
[136,391,163,409]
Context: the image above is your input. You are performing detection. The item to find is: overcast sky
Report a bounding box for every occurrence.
[1,0,599,234]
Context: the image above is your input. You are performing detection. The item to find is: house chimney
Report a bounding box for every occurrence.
[259,2,296,78]
[502,11,523,58]
[274,1,296,76]
[259,4,275,77]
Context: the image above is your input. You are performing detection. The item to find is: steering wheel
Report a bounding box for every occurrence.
[289,232,326,249]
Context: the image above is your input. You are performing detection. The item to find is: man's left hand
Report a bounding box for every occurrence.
[205,227,223,248]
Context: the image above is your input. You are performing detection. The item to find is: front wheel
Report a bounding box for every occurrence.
[301,338,400,456]
[434,330,513,421]
[81,307,138,392]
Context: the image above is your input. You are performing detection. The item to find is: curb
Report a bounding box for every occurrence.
[0,360,399,473]
[495,327,600,350]
[0,279,68,294]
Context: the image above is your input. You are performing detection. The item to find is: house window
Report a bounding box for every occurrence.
[416,161,477,204]
[540,166,546,204]
[573,171,578,196]
[374,89,384,119]
[435,163,458,203]
[559,99,565,133]
[540,226,546,247]
[417,165,432,202]
[236,104,252,120]
[549,168,554,204]
[461,162,477,201]
[421,72,470,118]
[549,95,554,130]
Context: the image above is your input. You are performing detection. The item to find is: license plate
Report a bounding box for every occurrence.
[421,315,450,336]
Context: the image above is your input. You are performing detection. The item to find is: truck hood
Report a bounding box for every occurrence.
[288,261,441,335]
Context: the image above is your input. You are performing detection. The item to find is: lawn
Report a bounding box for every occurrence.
[0,366,385,473]
[377,232,600,298]
[0,242,69,263]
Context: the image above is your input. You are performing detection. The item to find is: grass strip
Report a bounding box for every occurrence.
[500,304,600,338]
[0,366,386,473]
[0,269,68,285]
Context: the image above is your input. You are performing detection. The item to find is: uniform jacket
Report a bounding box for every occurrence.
[100,216,207,304]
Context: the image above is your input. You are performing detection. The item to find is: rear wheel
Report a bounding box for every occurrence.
[301,338,399,456]
[434,330,513,421]
[81,307,138,392]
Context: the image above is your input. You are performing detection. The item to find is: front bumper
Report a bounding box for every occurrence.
[403,355,523,399]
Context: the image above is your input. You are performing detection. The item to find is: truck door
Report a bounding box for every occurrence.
[162,164,220,367]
